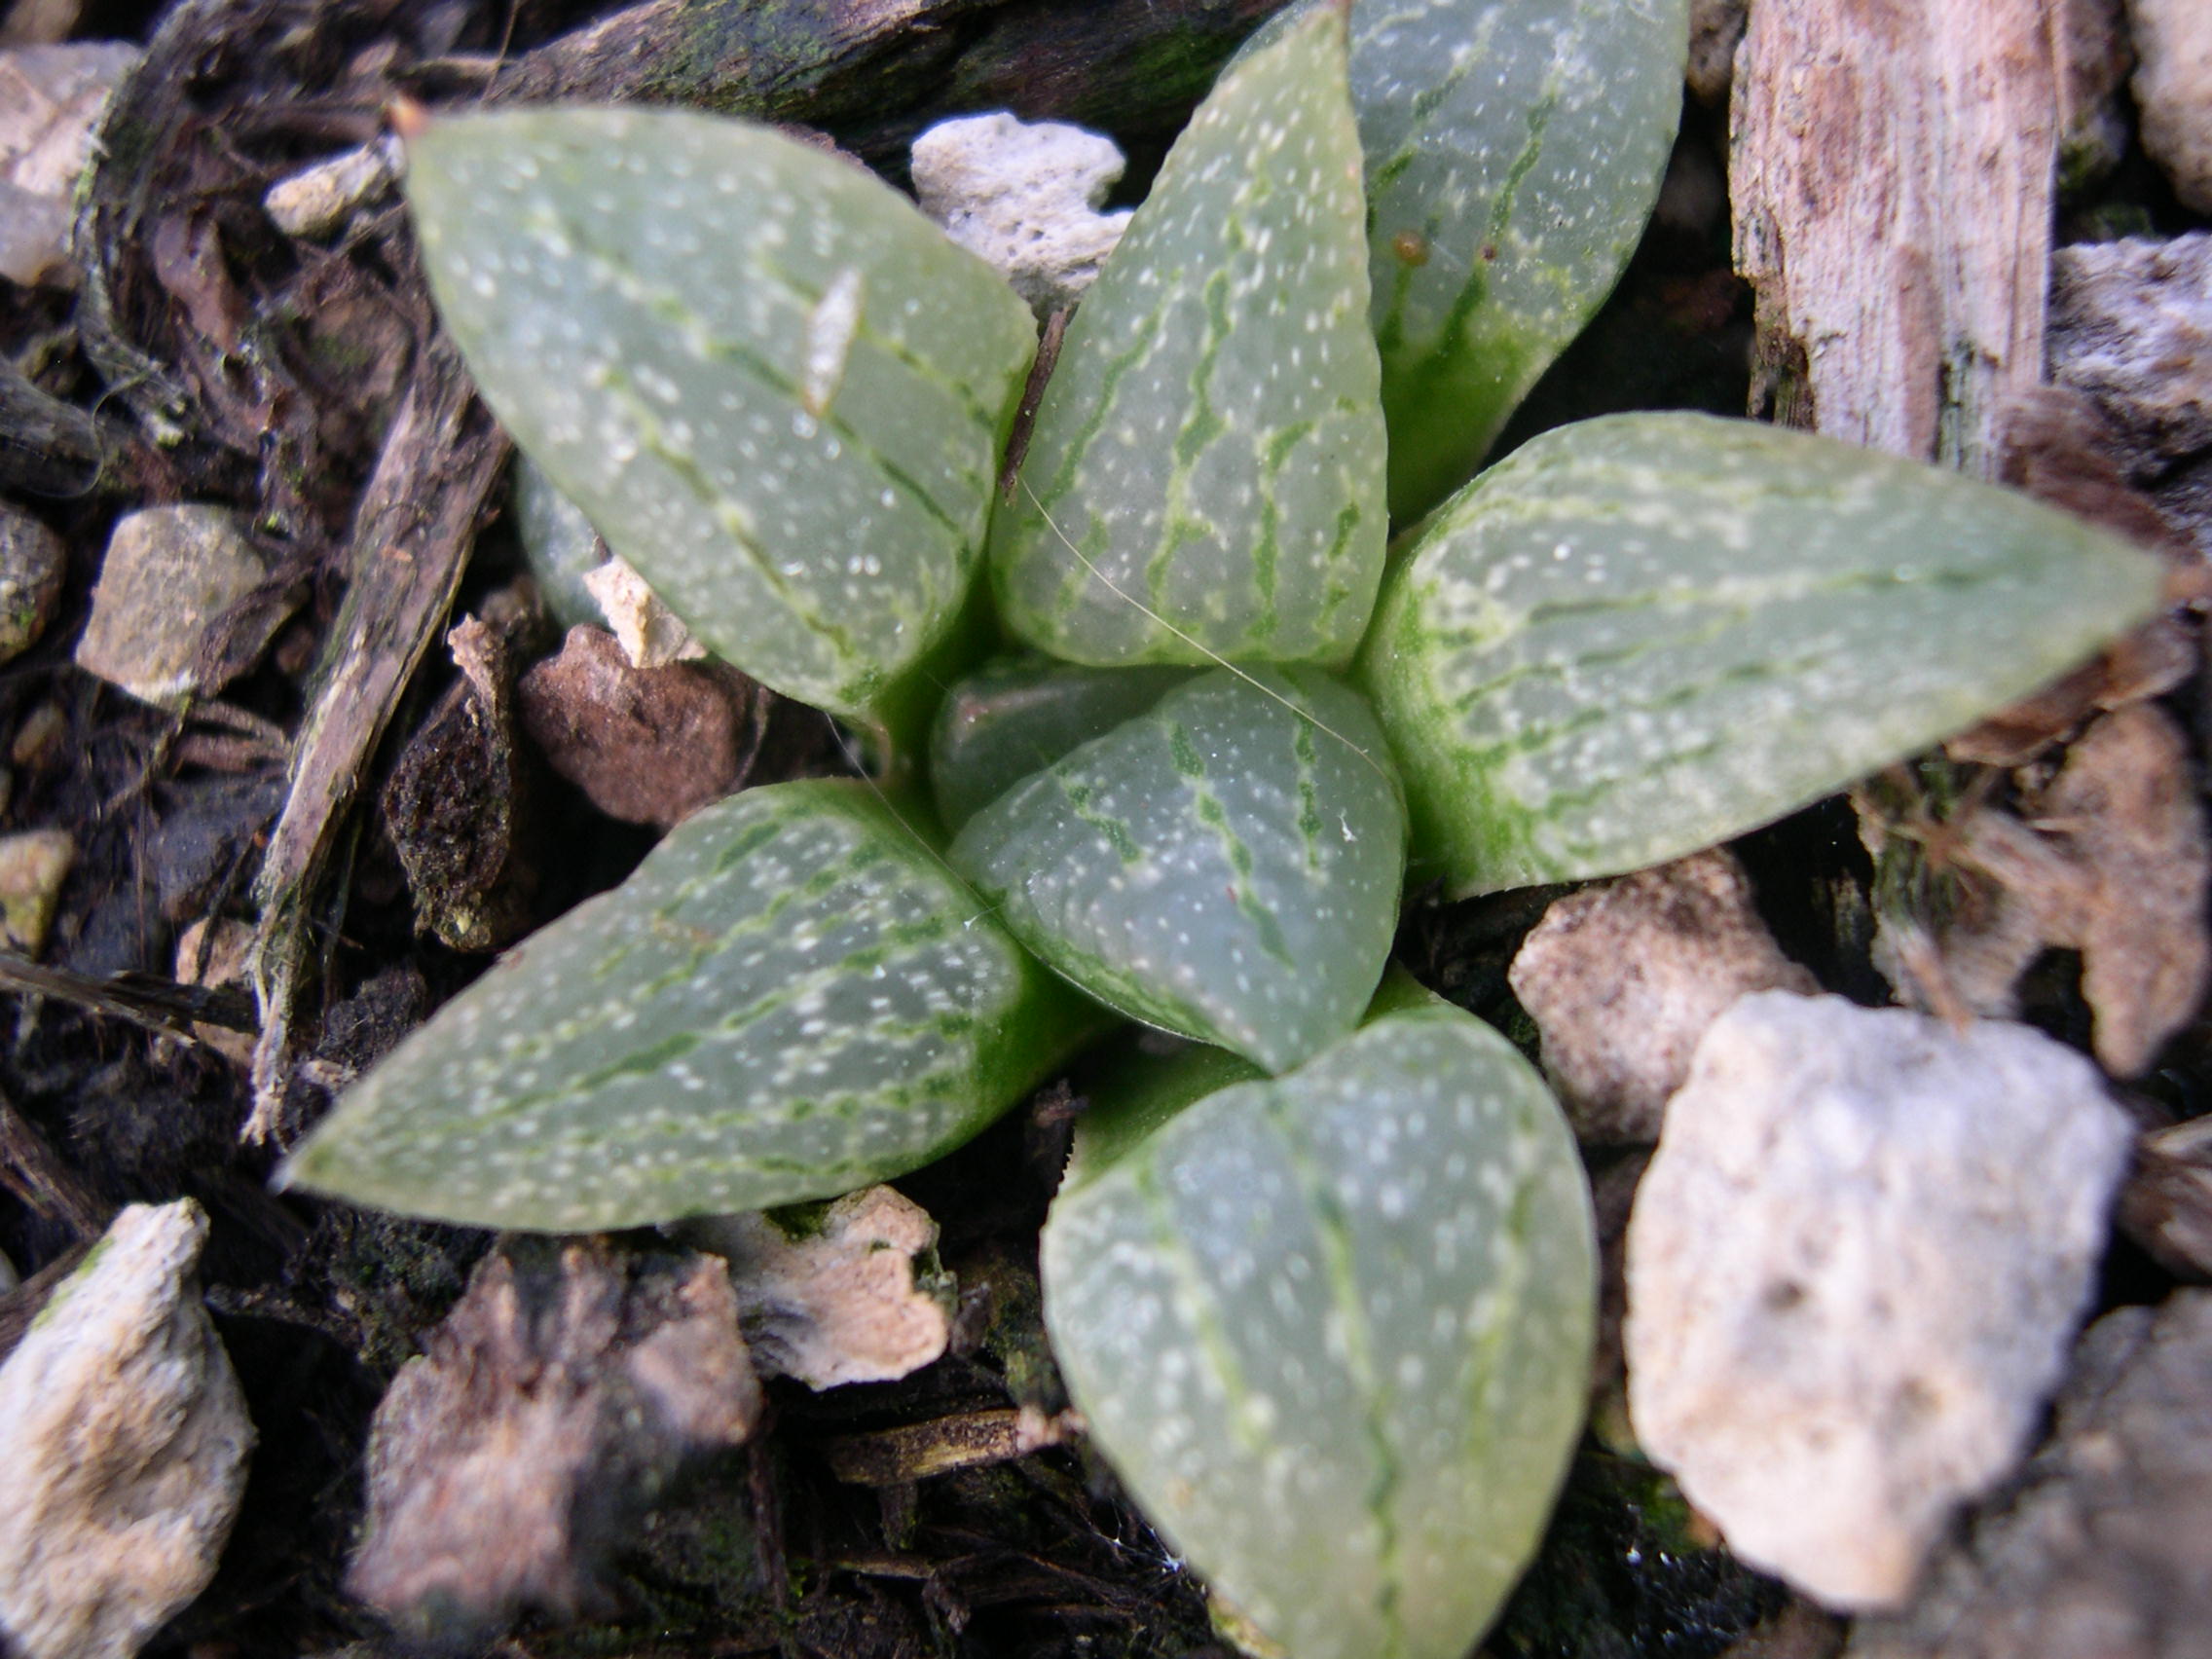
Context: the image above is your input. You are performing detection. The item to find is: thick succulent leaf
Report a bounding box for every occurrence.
[510,456,606,631]
[1355,0,1689,520]
[1044,987,1596,1659]
[929,656,1196,833]
[949,668,1405,1073]
[279,781,1088,1232]
[405,107,1037,721]
[1360,413,2168,897]
[989,1,1387,668]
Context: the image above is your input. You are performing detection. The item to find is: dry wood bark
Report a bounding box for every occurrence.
[245,339,507,1141]
[1731,0,2066,473]
[476,0,1294,162]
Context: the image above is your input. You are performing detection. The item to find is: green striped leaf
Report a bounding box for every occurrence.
[989,1,1387,668]
[949,668,1405,1073]
[278,781,1088,1232]
[405,107,1037,723]
[1356,0,1689,520]
[1360,413,2168,897]
[928,656,1196,833]
[1044,985,1596,1659]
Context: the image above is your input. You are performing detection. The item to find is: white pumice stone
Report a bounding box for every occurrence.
[911,112,1133,317]
[1626,992,2134,1611]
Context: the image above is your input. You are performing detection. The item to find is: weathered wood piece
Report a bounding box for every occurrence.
[1731,0,2062,474]
[481,0,1294,161]
[244,341,508,1141]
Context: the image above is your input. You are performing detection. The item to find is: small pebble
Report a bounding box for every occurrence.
[9,701,65,770]
[2127,0,2212,213]
[262,134,399,240]
[580,555,704,669]
[74,504,268,707]
[0,505,66,664]
[1507,849,1816,1145]
[2048,233,2212,474]
[0,828,72,955]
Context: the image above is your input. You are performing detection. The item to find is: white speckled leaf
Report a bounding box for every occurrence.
[928,656,1196,833]
[405,107,1037,720]
[1043,986,1596,1659]
[1360,413,2169,897]
[1355,0,1688,519]
[949,668,1405,1073]
[989,2,1387,667]
[278,781,1085,1232]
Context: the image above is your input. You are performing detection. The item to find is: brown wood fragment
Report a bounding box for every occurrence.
[0,950,257,1044]
[468,0,1293,164]
[819,1405,1080,1486]
[1731,0,2063,473]
[244,337,508,1142]
[2119,1115,2212,1283]
[0,1087,108,1237]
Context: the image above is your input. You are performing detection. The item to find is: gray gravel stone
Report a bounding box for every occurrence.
[1848,1290,2212,1659]
[1626,993,2133,1611]
[2048,234,2212,473]
[74,504,269,707]
[0,505,65,664]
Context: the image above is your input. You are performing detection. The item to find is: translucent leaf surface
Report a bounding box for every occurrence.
[1044,988,1596,1659]
[1361,413,2168,897]
[928,656,1196,833]
[405,107,1037,720]
[279,781,1086,1232]
[1355,0,1688,519]
[989,2,1387,668]
[949,668,1405,1073]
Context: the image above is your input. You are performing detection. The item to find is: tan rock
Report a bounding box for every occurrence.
[1507,849,1815,1144]
[75,505,269,707]
[0,827,71,955]
[0,1200,253,1659]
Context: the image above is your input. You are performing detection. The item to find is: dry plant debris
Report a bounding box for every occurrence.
[347,1236,761,1644]
[687,1185,956,1390]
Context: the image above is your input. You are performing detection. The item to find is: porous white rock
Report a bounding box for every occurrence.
[1625,992,2132,1611]
[1507,849,1816,1144]
[687,1186,953,1389]
[0,1200,254,1659]
[75,504,269,706]
[911,112,1133,316]
[2126,0,2212,213]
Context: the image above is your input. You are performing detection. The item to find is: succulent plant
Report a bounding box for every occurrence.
[278,1,2164,1652]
